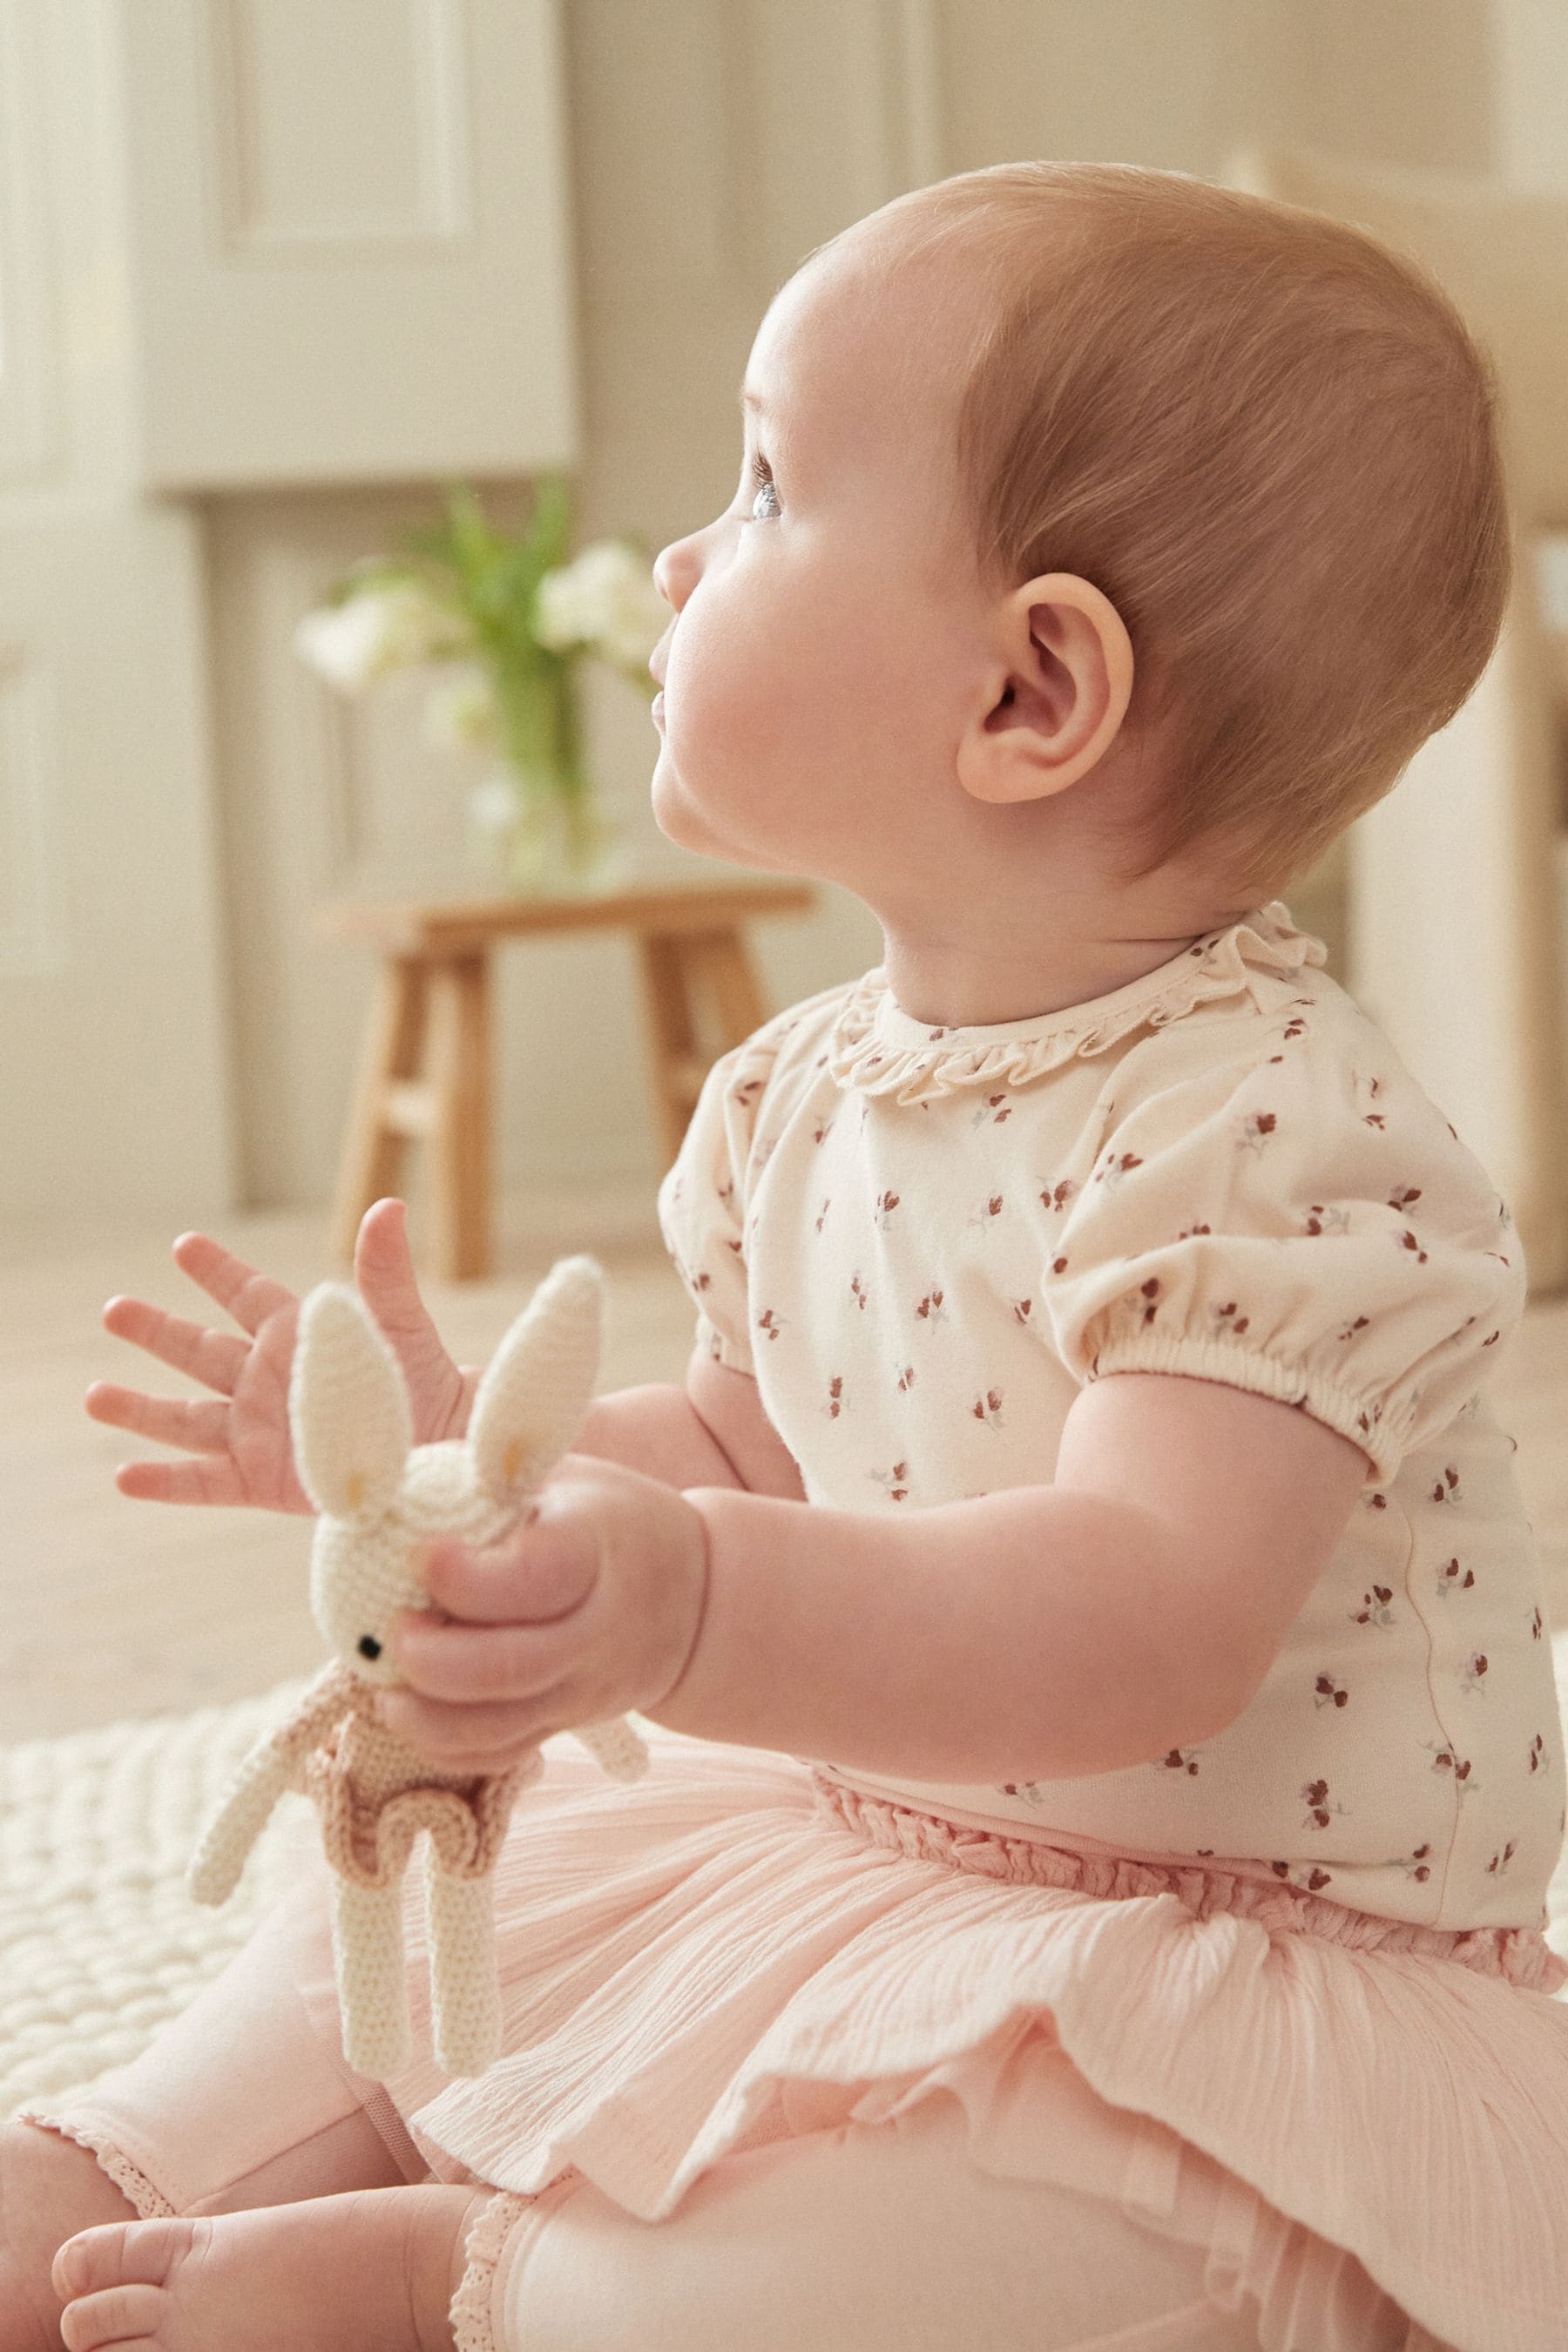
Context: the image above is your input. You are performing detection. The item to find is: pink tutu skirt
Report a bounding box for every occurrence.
[283,1723,1568,2352]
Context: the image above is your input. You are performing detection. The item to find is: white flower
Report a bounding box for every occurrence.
[467,776,518,835]
[533,542,666,673]
[423,666,502,756]
[293,581,471,692]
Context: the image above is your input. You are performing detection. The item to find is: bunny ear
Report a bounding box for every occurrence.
[289,1283,412,1524]
[470,1254,604,1504]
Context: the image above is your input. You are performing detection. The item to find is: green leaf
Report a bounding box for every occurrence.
[448,483,500,571]
[526,473,573,574]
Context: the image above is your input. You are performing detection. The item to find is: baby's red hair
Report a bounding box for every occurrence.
[862,162,1511,898]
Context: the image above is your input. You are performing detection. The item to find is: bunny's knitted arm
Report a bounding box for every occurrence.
[573,1718,648,1781]
[188,1659,361,1905]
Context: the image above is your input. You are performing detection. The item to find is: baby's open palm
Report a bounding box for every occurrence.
[85,1199,472,1512]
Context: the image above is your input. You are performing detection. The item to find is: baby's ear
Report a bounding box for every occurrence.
[470,1254,603,1505]
[289,1283,412,1523]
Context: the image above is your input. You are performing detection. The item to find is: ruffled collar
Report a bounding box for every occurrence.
[827,900,1327,1103]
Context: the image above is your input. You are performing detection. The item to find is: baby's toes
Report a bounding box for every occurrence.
[52,2216,203,2349]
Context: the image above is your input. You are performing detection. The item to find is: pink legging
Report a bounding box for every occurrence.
[23,1886,1260,2351]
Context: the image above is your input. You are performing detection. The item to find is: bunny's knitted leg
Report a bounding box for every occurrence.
[422,1788,519,2079]
[332,1876,415,2079]
[425,1863,502,2080]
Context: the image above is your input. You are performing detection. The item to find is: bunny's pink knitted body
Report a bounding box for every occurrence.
[299,1665,536,1892]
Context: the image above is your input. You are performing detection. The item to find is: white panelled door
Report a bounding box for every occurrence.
[118,0,582,490]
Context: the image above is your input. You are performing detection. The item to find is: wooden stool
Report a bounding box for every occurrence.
[318,879,814,1280]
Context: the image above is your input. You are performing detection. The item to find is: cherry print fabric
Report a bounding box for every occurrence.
[1042,1029,1524,1491]
[656,902,1566,1938]
[658,973,850,1382]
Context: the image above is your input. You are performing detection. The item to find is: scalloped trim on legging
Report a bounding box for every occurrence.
[13,2107,179,2220]
[449,2187,532,2352]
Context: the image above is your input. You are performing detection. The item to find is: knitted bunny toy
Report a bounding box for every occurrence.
[188,1253,648,2080]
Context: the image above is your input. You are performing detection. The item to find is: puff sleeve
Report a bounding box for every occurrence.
[1042,1031,1525,1490]
[655,997,813,1375]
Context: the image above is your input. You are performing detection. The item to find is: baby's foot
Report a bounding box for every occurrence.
[52,2180,491,2352]
[0,2119,139,2352]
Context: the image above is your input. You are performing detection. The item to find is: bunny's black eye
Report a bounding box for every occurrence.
[358,1636,382,1660]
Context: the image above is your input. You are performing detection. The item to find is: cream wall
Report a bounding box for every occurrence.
[1493,0,1568,193]
[1266,0,1497,172]
[0,0,1555,1233]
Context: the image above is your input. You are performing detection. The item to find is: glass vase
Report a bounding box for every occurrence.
[472,764,634,899]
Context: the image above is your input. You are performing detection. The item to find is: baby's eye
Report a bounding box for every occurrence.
[747,452,780,522]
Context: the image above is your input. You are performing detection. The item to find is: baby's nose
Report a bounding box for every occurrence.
[652,533,700,612]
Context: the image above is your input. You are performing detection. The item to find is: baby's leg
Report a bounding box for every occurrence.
[451,2085,1265,2352]
[0,2124,138,2352]
[3,1864,432,2351]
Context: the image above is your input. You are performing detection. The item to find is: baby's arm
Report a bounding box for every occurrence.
[654,1371,1369,1783]
[577,1348,807,1502]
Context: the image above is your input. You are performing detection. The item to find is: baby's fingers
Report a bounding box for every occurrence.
[392,1612,572,1704]
[171,1231,298,1337]
[112,1454,248,1506]
[86,1382,231,1454]
[101,1295,247,1396]
[355,1199,469,1440]
[377,1687,550,1772]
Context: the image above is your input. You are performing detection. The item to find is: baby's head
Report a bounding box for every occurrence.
[650,162,1509,929]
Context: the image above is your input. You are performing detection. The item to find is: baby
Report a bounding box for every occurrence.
[7,161,1567,2352]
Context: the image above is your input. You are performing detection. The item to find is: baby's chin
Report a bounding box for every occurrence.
[650,753,790,875]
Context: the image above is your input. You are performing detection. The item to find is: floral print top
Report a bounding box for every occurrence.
[657,902,1565,1934]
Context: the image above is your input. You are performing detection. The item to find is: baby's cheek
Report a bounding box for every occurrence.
[669,622,772,760]
[659,678,794,858]
[711,663,867,801]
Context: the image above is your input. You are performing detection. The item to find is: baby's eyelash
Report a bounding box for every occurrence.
[747,451,780,519]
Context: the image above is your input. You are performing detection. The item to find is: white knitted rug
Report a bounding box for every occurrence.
[6,1649,1568,2119]
[0,1678,318,2114]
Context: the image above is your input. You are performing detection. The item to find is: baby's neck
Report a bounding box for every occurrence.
[877,903,1248,1030]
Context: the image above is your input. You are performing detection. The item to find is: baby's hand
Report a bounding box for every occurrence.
[379,1456,709,1775]
[86,1199,473,1511]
